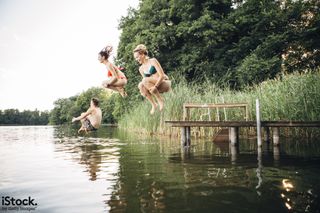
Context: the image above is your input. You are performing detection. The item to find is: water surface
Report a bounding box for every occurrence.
[0,125,319,212]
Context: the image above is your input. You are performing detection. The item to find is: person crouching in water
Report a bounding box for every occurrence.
[99,45,127,97]
[133,44,171,114]
[72,98,102,133]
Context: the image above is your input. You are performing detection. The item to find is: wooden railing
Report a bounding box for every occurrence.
[183,103,249,121]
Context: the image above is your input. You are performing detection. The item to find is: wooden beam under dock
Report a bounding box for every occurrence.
[166,120,320,147]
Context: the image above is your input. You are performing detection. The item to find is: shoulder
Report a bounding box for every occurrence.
[149,58,158,63]
[90,107,100,113]
[105,62,113,69]
[150,58,160,66]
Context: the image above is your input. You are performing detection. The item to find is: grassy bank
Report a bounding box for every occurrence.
[119,70,320,138]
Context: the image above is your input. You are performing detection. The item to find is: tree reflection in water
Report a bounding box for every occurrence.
[53,126,320,212]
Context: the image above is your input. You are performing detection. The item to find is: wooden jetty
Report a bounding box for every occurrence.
[165,120,320,146]
[166,102,320,147]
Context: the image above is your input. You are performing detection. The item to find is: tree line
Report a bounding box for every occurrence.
[0,109,50,125]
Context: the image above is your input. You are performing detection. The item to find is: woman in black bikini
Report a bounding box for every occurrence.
[133,44,171,114]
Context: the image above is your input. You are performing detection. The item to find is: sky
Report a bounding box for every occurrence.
[0,0,139,111]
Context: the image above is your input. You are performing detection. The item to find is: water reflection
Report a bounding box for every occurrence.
[52,126,124,212]
[256,147,263,196]
[1,126,320,212]
[78,141,102,181]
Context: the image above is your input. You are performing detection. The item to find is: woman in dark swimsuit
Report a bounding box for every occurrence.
[133,44,171,114]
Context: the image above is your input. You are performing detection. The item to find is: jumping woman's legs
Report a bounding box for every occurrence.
[142,77,164,111]
[138,81,158,114]
[102,78,127,97]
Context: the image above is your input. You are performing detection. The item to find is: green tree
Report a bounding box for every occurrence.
[49,87,123,125]
[49,98,76,125]
[117,0,319,89]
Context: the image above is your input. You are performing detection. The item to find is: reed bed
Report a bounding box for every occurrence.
[119,70,320,138]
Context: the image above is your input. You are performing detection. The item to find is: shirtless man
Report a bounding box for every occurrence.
[72,98,102,133]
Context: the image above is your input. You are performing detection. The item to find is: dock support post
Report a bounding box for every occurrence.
[181,127,186,146]
[256,99,262,147]
[272,127,280,146]
[264,127,270,143]
[229,127,239,146]
[186,126,191,147]
[230,144,239,164]
[273,145,280,161]
[181,127,191,147]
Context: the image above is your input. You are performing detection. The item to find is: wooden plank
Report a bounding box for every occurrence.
[166,121,256,127]
[183,103,248,109]
[262,121,320,127]
[165,120,320,127]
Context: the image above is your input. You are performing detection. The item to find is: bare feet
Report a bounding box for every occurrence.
[150,103,158,115]
[119,88,127,97]
[158,100,164,111]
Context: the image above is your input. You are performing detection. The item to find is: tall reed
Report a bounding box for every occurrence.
[119,70,320,137]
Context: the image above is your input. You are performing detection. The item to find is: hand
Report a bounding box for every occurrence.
[149,86,157,94]
[72,117,77,122]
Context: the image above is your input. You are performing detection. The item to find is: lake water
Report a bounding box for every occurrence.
[0,125,319,213]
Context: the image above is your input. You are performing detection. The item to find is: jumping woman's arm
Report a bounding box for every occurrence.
[151,58,165,88]
[139,67,144,78]
[106,63,119,85]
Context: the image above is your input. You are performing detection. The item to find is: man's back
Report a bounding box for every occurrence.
[89,107,102,129]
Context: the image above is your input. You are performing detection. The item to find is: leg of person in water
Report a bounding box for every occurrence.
[142,77,164,111]
[138,82,158,114]
[78,126,88,134]
[78,113,89,133]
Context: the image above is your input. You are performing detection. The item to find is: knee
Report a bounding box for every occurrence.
[138,82,148,96]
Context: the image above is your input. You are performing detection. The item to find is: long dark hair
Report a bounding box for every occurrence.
[99,45,113,60]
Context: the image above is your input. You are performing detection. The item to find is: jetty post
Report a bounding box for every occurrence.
[256,99,262,147]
